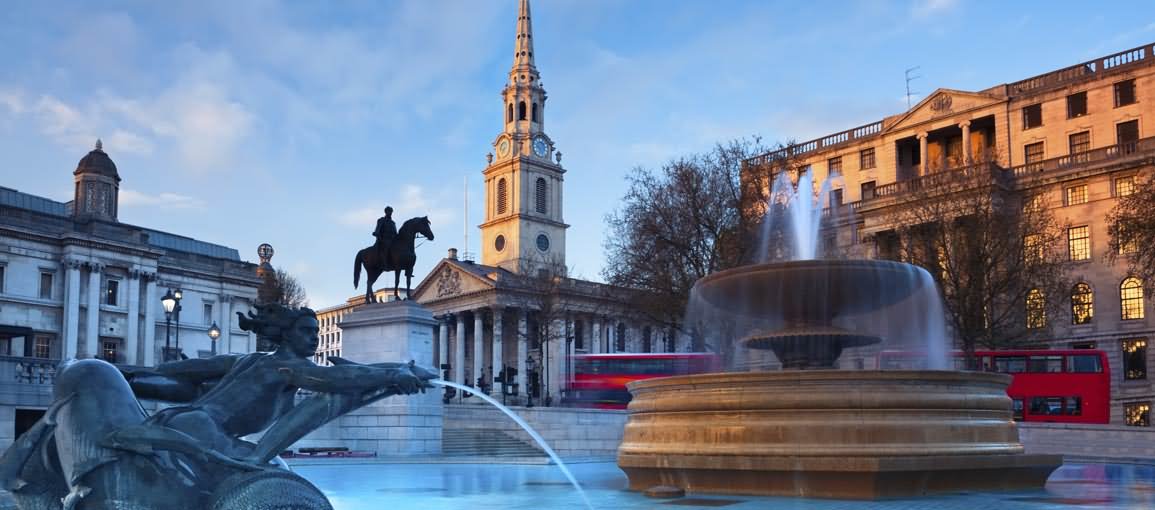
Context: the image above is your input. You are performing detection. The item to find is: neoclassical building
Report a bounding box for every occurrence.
[743,43,1155,425]
[0,141,261,448]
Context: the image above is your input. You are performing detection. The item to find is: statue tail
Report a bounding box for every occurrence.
[353,252,362,289]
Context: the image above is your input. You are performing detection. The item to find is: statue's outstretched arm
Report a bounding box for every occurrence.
[278,359,428,395]
[121,355,240,402]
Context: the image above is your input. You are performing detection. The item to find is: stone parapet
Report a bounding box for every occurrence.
[1019,422,1155,462]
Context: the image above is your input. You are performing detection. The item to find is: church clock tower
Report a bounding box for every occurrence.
[481,0,568,275]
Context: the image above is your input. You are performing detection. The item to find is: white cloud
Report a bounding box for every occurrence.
[336,184,456,232]
[119,189,205,209]
[0,89,24,115]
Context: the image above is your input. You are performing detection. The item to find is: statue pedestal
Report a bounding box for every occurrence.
[304,300,442,456]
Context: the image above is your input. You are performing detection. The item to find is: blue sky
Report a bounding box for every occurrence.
[2,0,1153,308]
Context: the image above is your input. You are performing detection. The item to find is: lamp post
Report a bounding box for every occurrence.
[208,321,221,355]
[161,290,176,361]
[526,354,535,408]
[172,288,183,359]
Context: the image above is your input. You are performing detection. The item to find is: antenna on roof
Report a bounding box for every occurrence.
[905,66,922,110]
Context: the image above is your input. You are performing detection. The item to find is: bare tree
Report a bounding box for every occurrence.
[1107,169,1155,294]
[880,164,1070,357]
[255,267,309,351]
[602,137,776,332]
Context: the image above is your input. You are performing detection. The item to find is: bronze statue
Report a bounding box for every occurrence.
[354,215,434,303]
[373,206,397,247]
[0,304,437,510]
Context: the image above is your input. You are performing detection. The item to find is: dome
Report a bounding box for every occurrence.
[73,139,120,182]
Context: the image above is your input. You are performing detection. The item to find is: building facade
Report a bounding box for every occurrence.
[744,43,1155,426]
[0,141,261,448]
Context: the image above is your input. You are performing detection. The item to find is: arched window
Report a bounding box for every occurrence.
[518,101,527,121]
[1071,283,1094,325]
[497,178,508,214]
[1026,288,1046,329]
[1121,277,1145,320]
[507,103,513,123]
[535,177,547,214]
[532,102,539,122]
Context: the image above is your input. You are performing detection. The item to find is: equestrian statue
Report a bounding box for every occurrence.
[354,207,434,304]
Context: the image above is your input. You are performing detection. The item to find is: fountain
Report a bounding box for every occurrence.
[616,169,1061,499]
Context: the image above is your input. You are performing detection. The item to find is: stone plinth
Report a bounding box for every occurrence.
[329,300,442,456]
[617,370,1062,499]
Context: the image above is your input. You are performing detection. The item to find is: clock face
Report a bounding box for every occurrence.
[498,139,511,157]
[536,233,550,252]
[533,137,548,157]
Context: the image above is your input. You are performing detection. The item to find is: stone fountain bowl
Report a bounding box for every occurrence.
[692,259,927,322]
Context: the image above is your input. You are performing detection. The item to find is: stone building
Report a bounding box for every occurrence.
[0,141,261,448]
[743,43,1155,426]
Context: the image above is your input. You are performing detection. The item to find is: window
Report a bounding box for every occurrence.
[517,101,527,121]
[1012,399,1024,421]
[994,356,1027,373]
[1066,91,1088,118]
[1071,283,1094,324]
[105,279,119,306]
[534,177,547,214]
[1069,131,1090,154]
[831,189,843,207]
[1022,103,1042,129]
[33,335,52,359]
[1114,79,1136,107]
[1023,234,1045,264]
[1121,277,1145,320]
[1116,119,1139,145]
[1067,226,1090,261]
[1026,289,1046,329]
[39,272,53,300]
[531,102,539,123]
[0,265,4,294]
[1024,142,1045,164]
[1029,396,1063,416]
[1027,355,1063,373]
[1069,354,1103,373]
[861,181,876,200]
[101,339,119,363]
[203,303,214,325]
[827,156,842,175]
[1065,184,1088,206]
[1122,339,1147,380]
[860,148,876,169]
[1125,402,1150,426]
[1066,397,1083,416]
[496,178,508,214]
[1115,175,1136,197]
[506,104,513,123]
[1117,224,1139,255]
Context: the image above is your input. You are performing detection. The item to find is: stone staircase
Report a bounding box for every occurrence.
[441,428,546,458]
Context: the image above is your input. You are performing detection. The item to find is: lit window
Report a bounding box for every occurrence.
[105,279,119,306]
[1023,234,1045,264]
[33,336,52,359]
[102,340,119,363]
[1066,184,1088,206]
[1125,402,1150,427]
[1067,91,1088,118]
[1071,283,1093,325]
[1115,175,1135,197]
[1121,278,1145,320]
[827,156,842,175]
[1123,339,1148,380]
[1069,131,1090,155]
[1026,288,1046,329]
[1022,103,1042,129]
[1117,224,1139,255]
[1114,79,1137,107]
[1067,226,1090,261]
[1024,142,1045,164]
[860,148,876,169]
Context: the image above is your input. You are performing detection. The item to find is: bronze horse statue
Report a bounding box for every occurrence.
[354,216,434,303]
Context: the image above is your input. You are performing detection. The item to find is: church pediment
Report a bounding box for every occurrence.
[885,89,1006,133]
[412,260,498,303]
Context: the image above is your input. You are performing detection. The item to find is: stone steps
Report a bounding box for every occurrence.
[441,428,546,458]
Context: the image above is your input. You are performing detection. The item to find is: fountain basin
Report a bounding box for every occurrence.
[617,370,1061,499]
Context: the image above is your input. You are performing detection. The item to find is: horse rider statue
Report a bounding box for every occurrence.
[373,206,397,258]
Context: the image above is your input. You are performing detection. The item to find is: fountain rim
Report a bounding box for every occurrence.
[693,259,925,291]
[626,369,1012,392]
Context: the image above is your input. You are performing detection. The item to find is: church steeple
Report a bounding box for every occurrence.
[511,0,537,74]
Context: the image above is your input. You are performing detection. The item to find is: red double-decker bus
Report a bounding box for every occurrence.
[878,349,1110,424]
[563,353,720,409]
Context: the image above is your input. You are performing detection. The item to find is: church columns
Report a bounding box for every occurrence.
[62,258,82,360]
[454,314,466,384]
[492,307,504,389]
[516,310,528,402]
[438,316,449,371]
[960,120,972,164]
[84,263,102,358]
[591,319,602,354]
[917,132,928,175]
[473,311,485,386]
[218,295,233,354]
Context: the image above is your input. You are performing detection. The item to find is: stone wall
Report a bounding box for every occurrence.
[444,404,627,458]
[1019,422,1155,462]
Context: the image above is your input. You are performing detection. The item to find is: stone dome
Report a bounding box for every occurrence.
[73,139,120,182]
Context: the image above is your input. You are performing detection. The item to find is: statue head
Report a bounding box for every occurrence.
[237,304,319,356]
[384,206,393,217]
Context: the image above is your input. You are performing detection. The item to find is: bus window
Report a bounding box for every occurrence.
[995,356,1027,373]
[1028,356,1063,373]
[1012,399,1024,421]
[1030,397,1063,416]
[1066,397,1082,416]
[1069,354,1103,373]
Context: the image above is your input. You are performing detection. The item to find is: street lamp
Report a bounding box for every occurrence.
[526,354,535,408]
[207,321,221,355]
[172,288,183,359]
[161,289,176,361]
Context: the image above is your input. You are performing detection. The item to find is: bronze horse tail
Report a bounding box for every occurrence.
[354,252,362,289]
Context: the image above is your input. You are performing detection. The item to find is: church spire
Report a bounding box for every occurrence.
[511,0,536,74]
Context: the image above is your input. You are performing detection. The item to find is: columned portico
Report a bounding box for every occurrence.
[491,307,504,388]
[473,311,485,386]
[917,132,929,175]
[959,120,972,164]
[516,310,527,400]
[437,316,449,371]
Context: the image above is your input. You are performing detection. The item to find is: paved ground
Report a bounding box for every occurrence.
[295,462,1155,510]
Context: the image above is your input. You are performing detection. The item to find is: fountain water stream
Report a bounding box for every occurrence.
[431,380,593,510]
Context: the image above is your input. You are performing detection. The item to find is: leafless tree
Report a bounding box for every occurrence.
[255,267,309,351]
[880,164,1071,358]
[1107,169,1155,295]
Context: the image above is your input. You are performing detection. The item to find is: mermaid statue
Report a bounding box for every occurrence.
[0,304,435,510]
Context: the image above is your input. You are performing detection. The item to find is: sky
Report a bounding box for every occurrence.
[1,0,1153,308]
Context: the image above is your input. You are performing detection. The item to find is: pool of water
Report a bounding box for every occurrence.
[294,461,1155,510]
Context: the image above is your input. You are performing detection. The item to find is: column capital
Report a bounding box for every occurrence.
[141,271,158,282]
[958,120,971,129]
[128,268,143,280]
[86,262,103,273]
[916,131,928,140]
[63,258,84,270]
